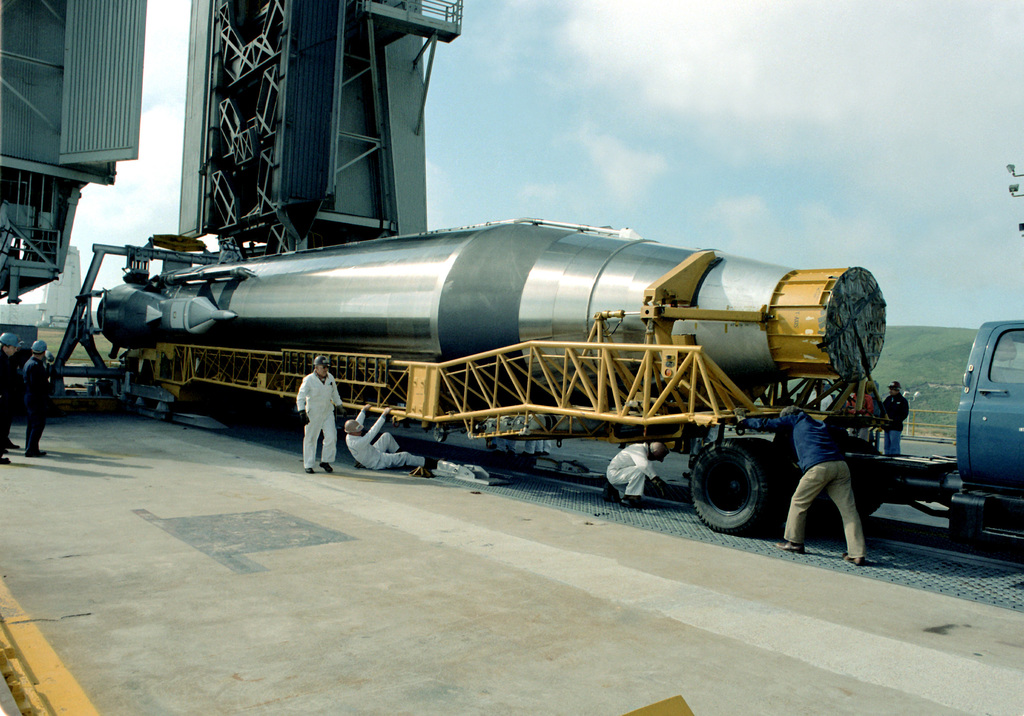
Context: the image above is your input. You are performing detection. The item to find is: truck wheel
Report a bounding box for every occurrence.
[690,439,788,535]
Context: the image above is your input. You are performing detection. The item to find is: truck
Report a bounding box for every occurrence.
[688,321,1024,549]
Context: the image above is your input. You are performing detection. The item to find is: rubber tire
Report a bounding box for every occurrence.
[690,439,790,535]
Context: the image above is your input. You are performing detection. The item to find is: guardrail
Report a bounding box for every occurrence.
[904,408,956,442]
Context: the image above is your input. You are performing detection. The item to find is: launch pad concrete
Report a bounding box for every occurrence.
[1,413,1023,715]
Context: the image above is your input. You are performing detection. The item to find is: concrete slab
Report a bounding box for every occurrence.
[1,413,1022,715]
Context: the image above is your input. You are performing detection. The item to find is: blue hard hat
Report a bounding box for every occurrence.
[0,332,18,347]
[31,339,46,353]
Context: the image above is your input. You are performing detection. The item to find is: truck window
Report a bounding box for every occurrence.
[989,331,1024,383]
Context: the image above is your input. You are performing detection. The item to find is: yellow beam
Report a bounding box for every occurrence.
[643,307,766,323]
[642,250,718,307]
[0,577,100,715]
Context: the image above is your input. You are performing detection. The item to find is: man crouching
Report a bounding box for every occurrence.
[604,442,670,508]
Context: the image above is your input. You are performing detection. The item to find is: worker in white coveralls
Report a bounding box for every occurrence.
[604,442,670,508]
[296,356,343,474]
[345,404,437,474]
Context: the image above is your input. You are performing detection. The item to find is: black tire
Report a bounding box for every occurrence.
[836,434,885,519]
[690,439,791,535]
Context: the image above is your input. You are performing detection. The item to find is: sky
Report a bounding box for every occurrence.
[65,0,1024,329]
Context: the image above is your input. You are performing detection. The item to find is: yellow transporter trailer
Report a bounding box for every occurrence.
[120,253,887,536]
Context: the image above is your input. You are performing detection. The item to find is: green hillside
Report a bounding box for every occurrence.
[870,326,977,434]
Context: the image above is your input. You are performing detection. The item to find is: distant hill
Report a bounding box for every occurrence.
[870,326,977,429]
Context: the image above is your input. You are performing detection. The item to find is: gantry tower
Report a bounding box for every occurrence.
[179,0,463,257]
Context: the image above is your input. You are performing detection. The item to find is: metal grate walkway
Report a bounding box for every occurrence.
[432,471,1024,613]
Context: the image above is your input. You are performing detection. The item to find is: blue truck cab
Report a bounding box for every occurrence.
[951,321,1024,544]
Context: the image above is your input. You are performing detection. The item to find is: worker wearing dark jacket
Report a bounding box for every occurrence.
[23,340,50,457]
[881,381,910,456]
[0,332,20,464]
[737,405,867,566]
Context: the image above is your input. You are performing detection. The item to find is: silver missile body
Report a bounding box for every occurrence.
[98,221,885,381]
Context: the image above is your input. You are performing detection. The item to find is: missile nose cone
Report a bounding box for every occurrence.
[145,305,163,325]
[163,297,236,334]
[212,309,237,321]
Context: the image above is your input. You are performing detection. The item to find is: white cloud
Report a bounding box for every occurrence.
[72,103,185,291]
[576,126,669,205]
[562,1,1024,171]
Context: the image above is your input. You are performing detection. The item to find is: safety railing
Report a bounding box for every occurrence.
[903,408,957,442]
[421,0,463,25]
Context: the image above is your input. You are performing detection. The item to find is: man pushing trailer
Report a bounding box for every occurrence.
[736,406,868,566]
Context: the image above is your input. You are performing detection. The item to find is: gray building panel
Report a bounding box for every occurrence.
[384,36,427,235]
[59,0,147,164]
[179,0,215,236]
[0,0,67,164]
[277,0,340,203]
[177,0,459,252]
[331,47,379,220]
[0,0,145,304]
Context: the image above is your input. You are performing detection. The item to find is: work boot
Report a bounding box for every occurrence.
[319,462,333,473]
[622,495,643,508]
[304,467,314,474]
[602,481,621,503]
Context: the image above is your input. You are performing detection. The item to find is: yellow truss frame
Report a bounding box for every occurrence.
[135,338,760,443]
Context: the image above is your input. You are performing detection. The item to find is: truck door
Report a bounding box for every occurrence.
[963,328,1024,489]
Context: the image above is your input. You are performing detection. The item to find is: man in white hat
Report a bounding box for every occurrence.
[344,404,434,473]
[296,356,343,473]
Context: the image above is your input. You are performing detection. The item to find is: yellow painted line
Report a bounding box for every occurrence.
[0,578,99,716]
[623,695,696,716]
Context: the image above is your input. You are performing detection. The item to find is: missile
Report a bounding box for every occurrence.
[98,220,885,382]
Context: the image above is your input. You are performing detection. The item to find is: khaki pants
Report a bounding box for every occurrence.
[784,460,866,559]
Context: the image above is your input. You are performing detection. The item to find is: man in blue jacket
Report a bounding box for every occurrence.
[737,405,867,566]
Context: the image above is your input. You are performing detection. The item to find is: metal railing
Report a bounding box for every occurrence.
[421,0,463,25]
[903,408,957,442]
